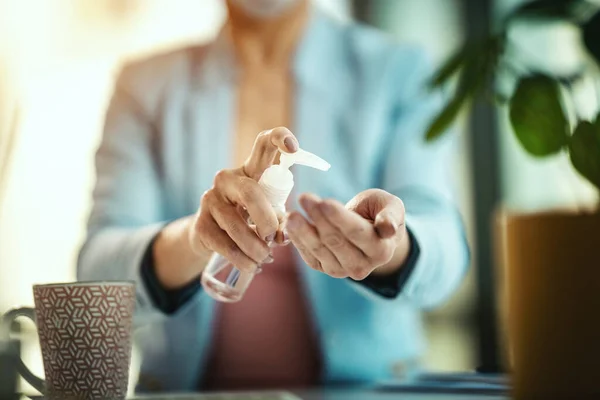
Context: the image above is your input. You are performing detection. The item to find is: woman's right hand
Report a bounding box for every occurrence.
[153,127,299,289]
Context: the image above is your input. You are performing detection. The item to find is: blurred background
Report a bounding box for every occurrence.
[0,0,597,394]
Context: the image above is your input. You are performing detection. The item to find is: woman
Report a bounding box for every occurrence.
[78,0,469,393]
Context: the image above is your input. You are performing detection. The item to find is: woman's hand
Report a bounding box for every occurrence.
[190,127,298,268]
[154,127,298,289]
[286,189,411,280]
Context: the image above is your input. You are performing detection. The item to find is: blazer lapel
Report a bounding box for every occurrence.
[187,31,237,213]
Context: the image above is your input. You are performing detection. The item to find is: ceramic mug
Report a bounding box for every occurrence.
[0,281,136,400]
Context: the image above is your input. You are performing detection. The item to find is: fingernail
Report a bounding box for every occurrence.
[375,221,396,238]
[263,255,274,264]
[283,230,290,243]
[265,232,276,242]
[284,137,299,152]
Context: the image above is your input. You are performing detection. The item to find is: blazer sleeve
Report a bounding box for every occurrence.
[353,48,470,309]
[77,66,180,325]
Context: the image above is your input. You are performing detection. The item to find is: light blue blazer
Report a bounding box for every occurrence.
[78,7,469,393]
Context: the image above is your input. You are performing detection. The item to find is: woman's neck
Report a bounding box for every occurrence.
[226,0,310,69]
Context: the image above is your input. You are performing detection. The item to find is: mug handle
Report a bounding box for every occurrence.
[1,307,46,394]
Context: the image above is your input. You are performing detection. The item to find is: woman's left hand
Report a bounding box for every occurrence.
[285,189,411,280]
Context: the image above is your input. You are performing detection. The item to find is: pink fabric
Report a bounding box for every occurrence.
[203,244,322,390]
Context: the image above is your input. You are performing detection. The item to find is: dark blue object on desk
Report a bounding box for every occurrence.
[377,372,509,396]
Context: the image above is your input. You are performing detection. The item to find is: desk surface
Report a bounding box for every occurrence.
[21,391,508,400]
[130,388,508,400]
[297,389,507,400]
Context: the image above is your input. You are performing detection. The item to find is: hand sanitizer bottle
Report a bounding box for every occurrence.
[201,147,331,302]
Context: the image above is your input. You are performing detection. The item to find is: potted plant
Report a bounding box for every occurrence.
[426,1,600,398]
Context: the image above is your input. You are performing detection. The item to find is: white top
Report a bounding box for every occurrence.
[258,148,331,214]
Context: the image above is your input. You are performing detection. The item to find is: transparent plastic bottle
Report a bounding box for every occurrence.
[201,148,331,302]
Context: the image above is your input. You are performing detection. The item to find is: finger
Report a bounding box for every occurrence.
[243,127,299,180]
[319,199,381,259]
[236,204,250,223]
[285,212,323,272]
[374,204,406,239]
[215,171,279,240]
[211,201,271,264]
[346,189,405,238]
[274,229,289,245]
[286,212,347,278]
[237,177,280,240]
[198,214,257,272]
[299,193,368,273]
[272,214,289,245]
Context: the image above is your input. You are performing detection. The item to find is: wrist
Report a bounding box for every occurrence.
[153,216,211,290]
[371,226,411,277]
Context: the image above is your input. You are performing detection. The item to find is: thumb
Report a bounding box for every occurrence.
[373,199,405,239]
[242,127,299,181]
[346,189,406,238]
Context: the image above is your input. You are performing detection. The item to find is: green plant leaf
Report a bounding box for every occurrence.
[429,46,471,89]
[425,35,504,142]
[583,10,600,65]
[569,120,600,191]
[507,0,579,21]
[464,37,503,96]
[425,60,483,141]
[509,74,569,156]
[425,94,466,141]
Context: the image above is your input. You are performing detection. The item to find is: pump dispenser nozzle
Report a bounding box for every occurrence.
[259,148,330,214]
[279,148,331,171]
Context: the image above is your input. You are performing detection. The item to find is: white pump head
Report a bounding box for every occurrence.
[258,148,330,214]
[279,148,331,171]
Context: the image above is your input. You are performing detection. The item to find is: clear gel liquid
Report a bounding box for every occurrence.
[201,252,259,302]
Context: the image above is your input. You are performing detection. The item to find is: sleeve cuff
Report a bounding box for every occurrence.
[140,233,202,315]
[351,227,420,299]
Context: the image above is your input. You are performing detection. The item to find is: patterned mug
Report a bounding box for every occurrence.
[0,281,136,400]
